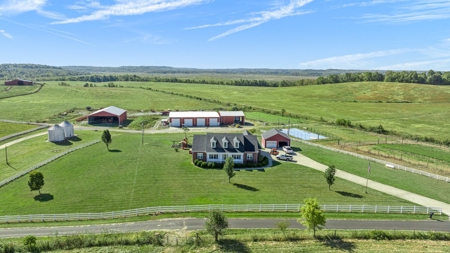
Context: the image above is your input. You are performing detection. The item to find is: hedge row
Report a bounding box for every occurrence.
[193,155,269,169]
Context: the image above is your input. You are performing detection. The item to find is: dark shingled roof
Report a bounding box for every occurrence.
[192,133,260,153]
[261,128,290,140]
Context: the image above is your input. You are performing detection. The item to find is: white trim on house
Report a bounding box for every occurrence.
[206,152,244,164]
[169,111,219,118]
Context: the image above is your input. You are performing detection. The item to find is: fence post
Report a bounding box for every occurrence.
[260,204,261,212]
[400,206,403,214]
[285,204,288,211]
[234,204,236,212]
[413,206,416,214]
[337,205,339,213]
[349,205,352,212]
[362,205,364,213]
[388,206,390,213]
[427,207,429,214]
[439,208,442,215]
[375,205,377,213]
[272,204,274,212]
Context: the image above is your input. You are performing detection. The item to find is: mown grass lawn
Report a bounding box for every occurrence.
[0,122,37,138]
[0,85,38,99]
[299,140,450,204]
[0,132,410,215]
[0,131,100,182]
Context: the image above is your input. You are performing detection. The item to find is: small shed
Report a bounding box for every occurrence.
[261,128,291,148]
[59,121,74,139]
[218,111,245,125]
[48,124,65,142]
[4,79,33,85]
[88,106,127,125]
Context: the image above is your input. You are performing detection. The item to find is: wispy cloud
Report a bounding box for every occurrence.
[362,0,450,22]
[343,0,405,8]
[54,0,208,24]
[0,0,64,19]
[123,31,176,45]
[0,29,13,39]
[0,17,95,46]
[186,0,313,41]
[299,49,410,68]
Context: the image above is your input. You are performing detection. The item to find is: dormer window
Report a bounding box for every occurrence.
[210,137,217,148]
[233,137,239,148]
[222,137,228,148]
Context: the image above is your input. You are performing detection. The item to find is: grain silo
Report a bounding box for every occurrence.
[59,121,74,139]
[48,124,65,142]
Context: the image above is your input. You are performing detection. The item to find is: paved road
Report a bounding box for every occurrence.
[0,218,448,238]
[268,150,450,216]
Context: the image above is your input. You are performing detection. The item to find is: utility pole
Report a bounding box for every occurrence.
[5,146,9,165]
[141,123,145,145]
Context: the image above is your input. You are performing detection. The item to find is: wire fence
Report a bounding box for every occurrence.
[0,140,100,189]
[0,204,441,223]
[296,138,450,183]
[0,125,49,144]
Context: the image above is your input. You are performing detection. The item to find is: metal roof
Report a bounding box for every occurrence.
[261,128,291,140]
[218,111,245,117]
[90,106,126,116]
[169,111,220,118]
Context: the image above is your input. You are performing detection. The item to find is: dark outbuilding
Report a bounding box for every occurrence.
[4,79,33,85]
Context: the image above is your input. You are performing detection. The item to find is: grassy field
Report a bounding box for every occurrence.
[298,140,450,204]
[0,85,39,99]
[141,81,450,141]
[0,82,219,122]
[1,229,449,253]
[0,132,411,215]
[0,130,100,182]
[0,122,37,138]
[372,144,450,163]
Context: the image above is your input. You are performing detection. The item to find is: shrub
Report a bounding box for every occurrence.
[201,162,208,168]
[207,162,214,168]
[194,159,199,164]
[246,162,253,168]
[257,163,262,167]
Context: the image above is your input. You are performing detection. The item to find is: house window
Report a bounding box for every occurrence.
[223,142,228,148]
[233,137,239,148]
[232,154,241,160]
[209,154,219,160]
[211,142,216,148]
[246,154,253,160]
[197,153,203,159]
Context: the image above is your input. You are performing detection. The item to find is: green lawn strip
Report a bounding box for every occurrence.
[0,122,38,138]
[0,132,411,215]
[0,83,219,122]
[0,131,100,182]
[298,140,450,204]
[373,144,450,163]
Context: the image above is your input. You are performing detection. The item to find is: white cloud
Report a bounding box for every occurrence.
[299,49,409,68]
[54,0,208,24]
[186,0,313,41]
[376,58,450,70]
[0,29,13,39]
[0,0,64,19]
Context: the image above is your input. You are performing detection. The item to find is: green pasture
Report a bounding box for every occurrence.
[0,122,37,138]
[143,81,450,141]
[0,132,410,215]
[0,131,99,183]
[0,85,38,99]
[372,144,450,164]
[299,140,450,204]
[0,83,218,122]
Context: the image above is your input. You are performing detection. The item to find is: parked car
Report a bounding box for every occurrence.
[283,146,293,154]
[275,154,293,161]
[270,148,279,155]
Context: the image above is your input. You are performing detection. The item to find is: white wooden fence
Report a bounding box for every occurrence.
[0,204,441,223]
[296,138,450,183]
[0,140,100,188]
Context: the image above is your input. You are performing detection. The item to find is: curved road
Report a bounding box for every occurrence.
[0,218,448,238]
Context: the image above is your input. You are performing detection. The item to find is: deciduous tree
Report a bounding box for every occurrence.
[28,171,44,195]
[298,198,326,237]
[324,165,336,191]
[223,156,235,183]
[205,209,228,242]
[101,129,112,150]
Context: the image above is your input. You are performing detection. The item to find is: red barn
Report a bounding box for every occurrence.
[261,128,291,148]
[88,106,127,125]
[5,79,33,85]
[218,111,245,125]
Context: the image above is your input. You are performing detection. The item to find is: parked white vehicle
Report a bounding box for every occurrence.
[283,146,293,154]
[275,154,293,161]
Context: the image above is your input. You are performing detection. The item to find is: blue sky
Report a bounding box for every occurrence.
[0,0,449,70]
